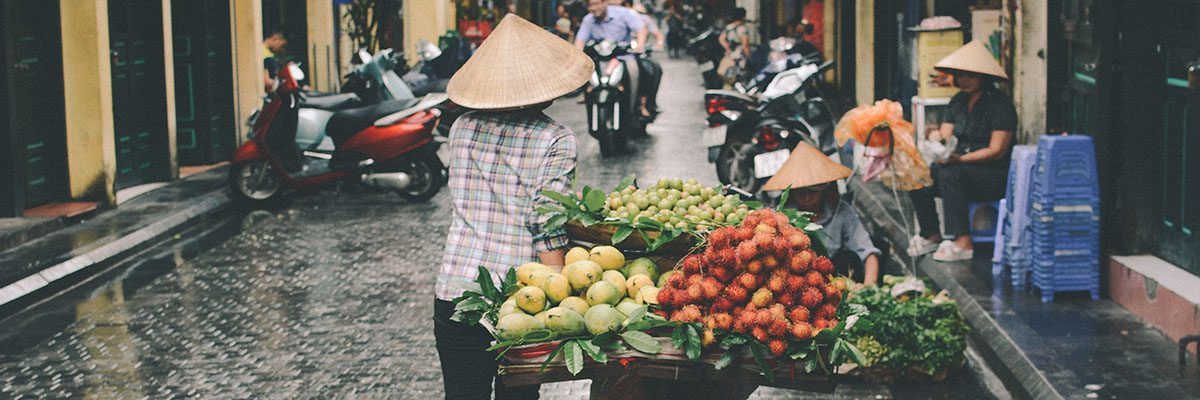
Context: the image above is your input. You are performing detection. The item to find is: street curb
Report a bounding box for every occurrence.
[847,179,1064,400]
[0,191,231,308]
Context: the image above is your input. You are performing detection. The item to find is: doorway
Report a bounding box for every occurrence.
[1,0,69,216]
[109,0,171,190]
[171,0,235,165]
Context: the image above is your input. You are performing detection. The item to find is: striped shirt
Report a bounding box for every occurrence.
[436,110,577,300]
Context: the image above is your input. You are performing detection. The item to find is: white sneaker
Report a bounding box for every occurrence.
[932,241,974,262]
[907,235,940,257]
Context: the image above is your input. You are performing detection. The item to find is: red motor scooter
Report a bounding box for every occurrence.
[229,62,448,204]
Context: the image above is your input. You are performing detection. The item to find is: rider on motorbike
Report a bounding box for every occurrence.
[576,0,648,122]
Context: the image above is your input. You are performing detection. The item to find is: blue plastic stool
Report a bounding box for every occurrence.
[969,200,1001,243]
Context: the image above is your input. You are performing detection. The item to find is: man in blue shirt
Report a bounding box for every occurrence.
[575,0,648,125]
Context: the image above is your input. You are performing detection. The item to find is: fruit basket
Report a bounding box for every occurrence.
[564,220,699,256]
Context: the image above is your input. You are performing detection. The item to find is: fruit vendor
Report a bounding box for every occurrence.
[762,143,881,286]
[907,40,1017,262]
[435,15,592,400]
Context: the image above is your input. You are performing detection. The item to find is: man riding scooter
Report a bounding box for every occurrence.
[576,0,649,134]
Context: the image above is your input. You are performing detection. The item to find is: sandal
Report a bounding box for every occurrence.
[932,241,974,262]
[907,235,940,257]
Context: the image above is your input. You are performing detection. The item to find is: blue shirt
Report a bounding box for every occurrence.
[816,200,880,262]
[577,6,645,45]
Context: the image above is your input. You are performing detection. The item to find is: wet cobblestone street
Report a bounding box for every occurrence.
[0,55,998,399]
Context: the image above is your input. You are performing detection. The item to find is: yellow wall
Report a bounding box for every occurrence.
[306,0,338,92]
[854,0,874,105]
[402,0,456,63]
[230,0,265,144]
[60,0,116,202]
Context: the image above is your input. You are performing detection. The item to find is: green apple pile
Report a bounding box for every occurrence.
[603,178,752,230]
[493,246,674,341]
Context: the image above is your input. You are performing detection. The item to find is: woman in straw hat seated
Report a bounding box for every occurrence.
[434,14,593,399]
[907,40,1017,262]
[762,143,882,286]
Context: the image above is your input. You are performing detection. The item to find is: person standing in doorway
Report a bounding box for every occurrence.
[262,27,288,92]
[434,14,592,400]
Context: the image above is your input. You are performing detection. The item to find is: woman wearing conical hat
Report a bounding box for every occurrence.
[907,40,1017,263]
[435,14,592,399]
[763,143,882,286]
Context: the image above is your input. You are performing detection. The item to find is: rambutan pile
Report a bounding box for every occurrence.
[656,209,841,357]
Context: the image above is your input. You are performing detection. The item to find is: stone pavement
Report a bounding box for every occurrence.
[0,54,997,399]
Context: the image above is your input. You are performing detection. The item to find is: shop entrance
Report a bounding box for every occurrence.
[109,0,171,190]
[0,0,68,215]
[171,0,235,165]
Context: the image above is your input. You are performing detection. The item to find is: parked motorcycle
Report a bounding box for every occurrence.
[687,28,725,90]
[229,62,447,205]
[396,41,469,138]
[583,40,639,157]
[703,61,839,197]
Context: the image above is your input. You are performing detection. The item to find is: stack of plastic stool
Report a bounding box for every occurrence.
[969,201,1001,243]
[1029,135,1101,302]
[1002,145,1037,289]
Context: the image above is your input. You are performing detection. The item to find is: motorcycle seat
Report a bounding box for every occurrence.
[301,93,362,111]
[374,93,448,127]
[326,98,419,145]
[705,89,758,104]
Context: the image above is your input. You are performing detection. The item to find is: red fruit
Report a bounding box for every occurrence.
[708,228,734,250]
[724,285,749,303]
[777,292,796,307]
[768,339,787,357]
[768,319,790,338]
[813,319,835,330]
[679,305,703,323]
[754,309,773,327]
[788,231,812,249]
[786,275,806,292]
[789,250,814,273]
[751,288,773,307]
[773,213,790,227]
[672,289,690,307]
[733,319,750,333]
[788,307,811,323]
[657,287,673,305]
[800,287,823,308]
[813,256,835,274]
[686,284,703,302]
[706,248,736,269]
[771,237,793,259]
[816,304,837,320]
[667,273,686,289]
[742,214,762,228]
[735,241,758,263]
[701,277,723,300]
[713,297,734,312]
[712,313,734,331]
[737,308,757,326]
[734,227,755,242]
[804,270,825,287]
[751,327,769,342]
[754,223,777,236]
[753,234,774,251]
[791,322,814,340]
[746,259,763,274]
[736,273,758,289]
[769,303,786,317]
[682,255,703,273]
[823,285,843,302]
[767,275,785,293]
[687,274,703,287]
[653,308,669,318]
[711,265,733,283]
[762,255,780,270]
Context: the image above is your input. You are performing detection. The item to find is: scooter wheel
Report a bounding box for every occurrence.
[393,152,445,203]
[229,160,284,206]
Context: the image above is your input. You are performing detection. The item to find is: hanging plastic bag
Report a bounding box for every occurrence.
[834,100,932,191]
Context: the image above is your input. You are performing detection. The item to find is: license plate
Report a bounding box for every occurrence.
[754,149,790,179]
[701,125,727,147]
[698,61,714,72]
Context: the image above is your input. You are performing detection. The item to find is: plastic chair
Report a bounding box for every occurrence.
[969,200,1001,243]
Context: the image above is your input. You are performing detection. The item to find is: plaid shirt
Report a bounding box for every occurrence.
[437,110,577,300]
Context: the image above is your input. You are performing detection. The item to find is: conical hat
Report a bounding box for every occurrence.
[448,14,593,109]
[934,40,1008,80]
[761,142,853,192]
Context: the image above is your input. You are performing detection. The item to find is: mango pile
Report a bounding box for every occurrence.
[494,246,667,340]
[656,209,844,357]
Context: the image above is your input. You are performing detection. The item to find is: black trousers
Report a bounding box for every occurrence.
[909,162,1008,238]
[434,299,540,400]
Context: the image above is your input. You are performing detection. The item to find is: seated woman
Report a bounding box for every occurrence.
[764,143,881,286]
[908,41,1017,262]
